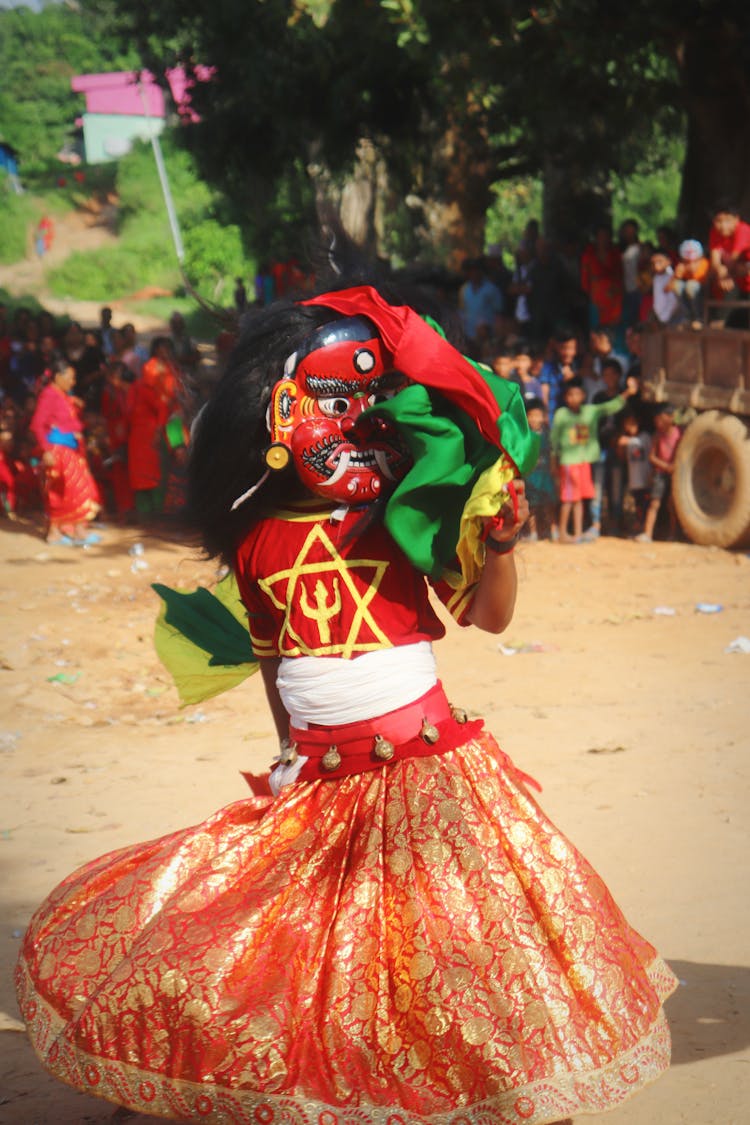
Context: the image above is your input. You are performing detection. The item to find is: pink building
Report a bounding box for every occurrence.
[71,67,211,163]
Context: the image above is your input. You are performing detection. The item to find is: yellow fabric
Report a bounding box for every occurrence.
[444,455,517,591]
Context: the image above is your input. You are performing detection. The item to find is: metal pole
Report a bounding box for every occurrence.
[137,76,185,264]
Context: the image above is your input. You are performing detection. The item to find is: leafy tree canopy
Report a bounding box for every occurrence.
[0,2,139,170]
[82,0,747,250]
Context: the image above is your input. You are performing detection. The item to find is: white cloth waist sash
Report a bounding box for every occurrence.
[276,641,438,730]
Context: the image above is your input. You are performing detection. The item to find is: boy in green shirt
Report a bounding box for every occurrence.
[551,375,638,543]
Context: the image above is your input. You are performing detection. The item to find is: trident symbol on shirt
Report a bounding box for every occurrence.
[299,577,342,645]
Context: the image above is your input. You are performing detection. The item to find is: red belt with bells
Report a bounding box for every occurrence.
[290,681,484,783]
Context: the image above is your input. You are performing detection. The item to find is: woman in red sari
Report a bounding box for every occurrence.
[29,358,101,545]
[580,224,623,330]
[127,336,181,517]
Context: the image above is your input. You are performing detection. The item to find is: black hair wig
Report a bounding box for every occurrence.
[188,299,336,564]
[188,265,464,565]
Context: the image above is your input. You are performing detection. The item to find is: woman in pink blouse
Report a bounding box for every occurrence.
[30,358,101,544]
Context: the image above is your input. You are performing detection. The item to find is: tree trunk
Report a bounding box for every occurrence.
[418,119,494,269]
[542,159,611,243]
[677,22,750,237]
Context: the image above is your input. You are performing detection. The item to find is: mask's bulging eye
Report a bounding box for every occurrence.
[317,396,350,417]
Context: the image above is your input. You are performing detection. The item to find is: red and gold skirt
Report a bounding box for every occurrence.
[16,732,676,1124]
[45,445,100,525]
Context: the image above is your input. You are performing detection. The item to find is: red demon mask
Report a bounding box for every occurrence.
[266,316,410,504]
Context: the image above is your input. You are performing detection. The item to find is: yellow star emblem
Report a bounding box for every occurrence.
[258,523,391,657]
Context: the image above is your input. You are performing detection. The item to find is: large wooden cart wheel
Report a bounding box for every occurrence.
[673,410,750,547]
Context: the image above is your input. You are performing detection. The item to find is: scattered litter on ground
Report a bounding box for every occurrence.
[185,710,209,723]
[498,641,554,656]
[46,672,80,684]
[129,542,149,572]
[695,602,723,614]
[653,606,676,616]
[725,636,750,654]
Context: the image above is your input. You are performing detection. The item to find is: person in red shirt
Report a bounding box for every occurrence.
[126,336,181,516]
[636,403,682,543]
[708,202,750,326]
[580,223,623,330]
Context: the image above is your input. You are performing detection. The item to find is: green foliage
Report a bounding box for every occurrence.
[485,179,543,259]
[182,221,247,299]
[77,0,698,258]
[0,189,37,264]
[0,287,46,318]
[0,4,138,172]
[46,133,255,301]
[612,166,682,242]
[116,138,214,230]
[47,239,181,301]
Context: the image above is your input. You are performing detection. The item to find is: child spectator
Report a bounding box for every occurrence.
[670,239,709,324]
[656,225,679,265]
[490,345,522,387]
[591,358,627,535]
[120,324,147,381]
[588,327,629,383]
[513,343,544,401]
[617,411,652,534]
[99,307,117,358]
[523,397,557,540]
[459,257,504,358]
[650,250,682,325]
[169,311,201,379]
[619,218,642,328]
[507,244,534,335]
[100,361,134,522]
[540,330,579,417]
[636,403,682,543]
[550,375,638,543]
[707,202,750,325]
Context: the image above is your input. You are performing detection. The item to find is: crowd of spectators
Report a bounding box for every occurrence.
[0,303,202,540]
[3,199,748,546]
[455,202,750,542]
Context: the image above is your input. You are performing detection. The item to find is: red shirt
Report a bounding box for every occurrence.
[653,424,681,467]
[709,219,750,293]
[580,244,623,325]
[235,501,476,660]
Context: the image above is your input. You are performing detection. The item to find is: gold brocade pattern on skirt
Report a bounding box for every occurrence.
[16,733,677,1124]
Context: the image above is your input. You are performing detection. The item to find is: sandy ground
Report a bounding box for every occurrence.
[0,518,748,1124]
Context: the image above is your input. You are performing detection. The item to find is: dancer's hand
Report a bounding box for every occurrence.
[485,479,529,546]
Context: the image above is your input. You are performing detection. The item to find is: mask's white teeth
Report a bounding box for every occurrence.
[374,449,395,480]
[321,448,351,487]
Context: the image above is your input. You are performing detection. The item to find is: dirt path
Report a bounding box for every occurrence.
[0,521,748,1123]
[0,199,168,333]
